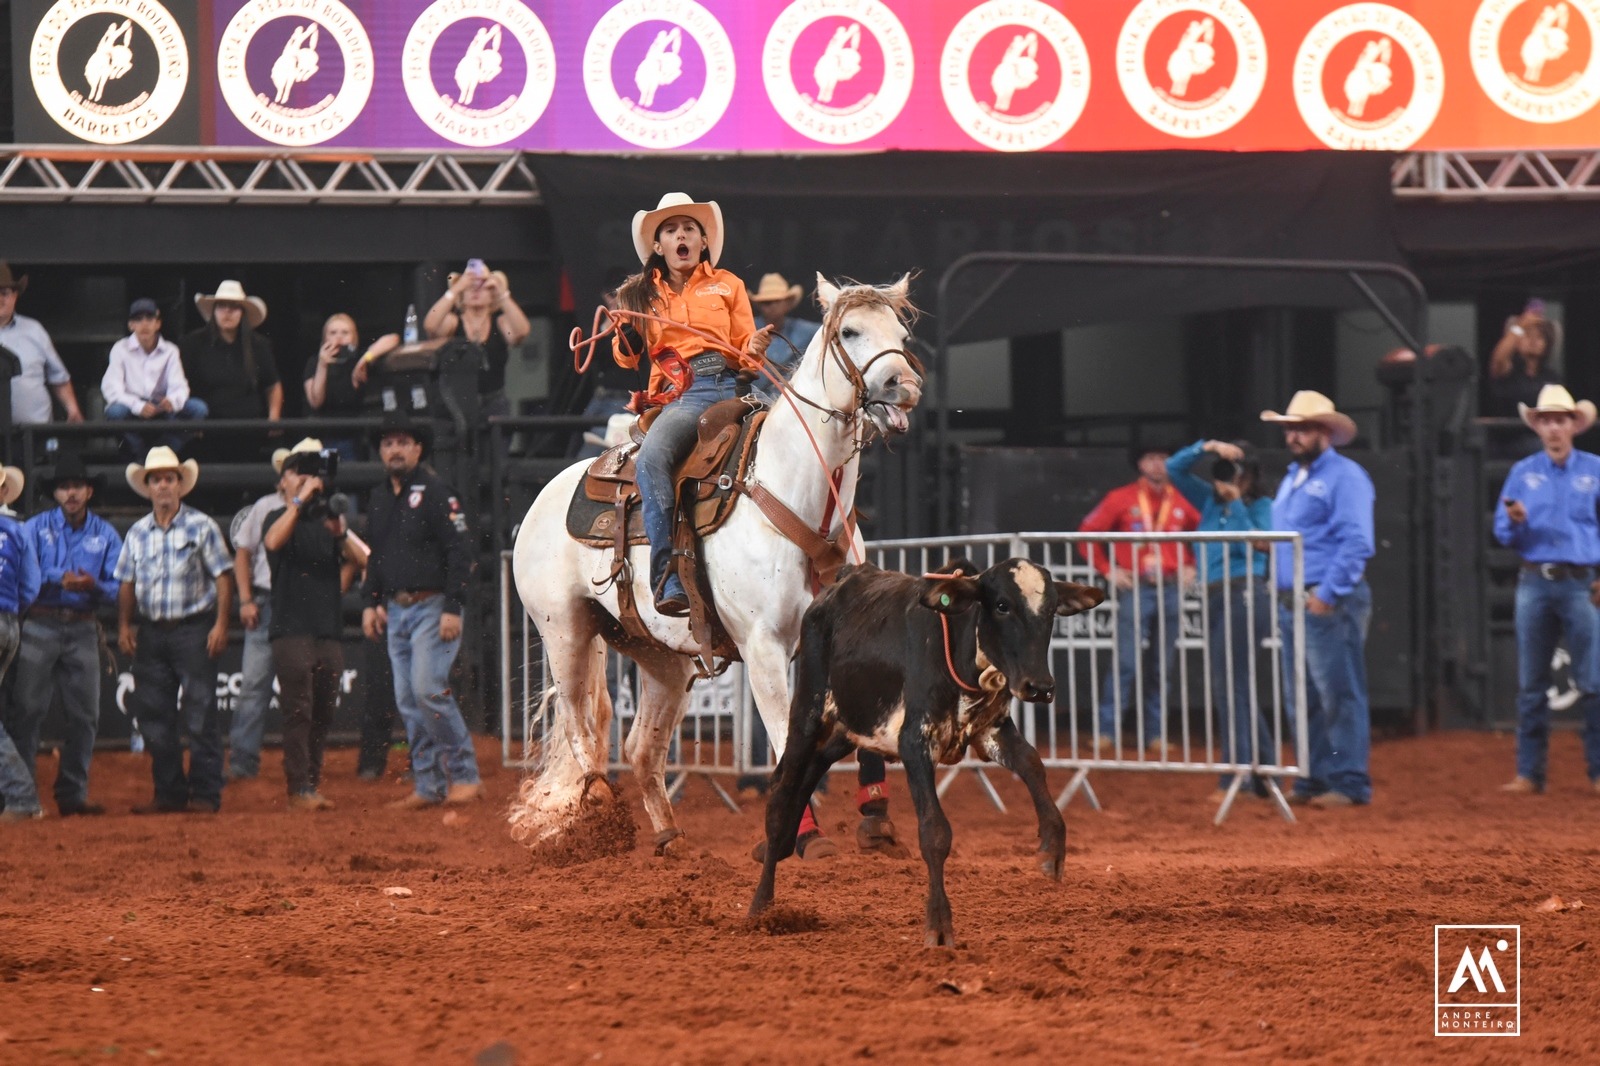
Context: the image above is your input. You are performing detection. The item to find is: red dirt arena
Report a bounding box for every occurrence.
[3,729,1597,1065]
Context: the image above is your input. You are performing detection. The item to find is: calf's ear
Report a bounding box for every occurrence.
[920,575,980,615]
[1054,581,1106,616]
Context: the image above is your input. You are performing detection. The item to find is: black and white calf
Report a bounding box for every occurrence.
[748,558,1106,946]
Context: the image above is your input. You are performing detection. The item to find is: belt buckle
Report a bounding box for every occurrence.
[1540,563,1561,581]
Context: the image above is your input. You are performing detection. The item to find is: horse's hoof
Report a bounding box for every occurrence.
[1038,851,1064,881]
[856,815,910,859]
[797,831,838,860]
[923,926,957,948]
[653,828,687,857]
[579,772,614,808]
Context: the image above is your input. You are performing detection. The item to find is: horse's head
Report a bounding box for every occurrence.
[811,273,923,437]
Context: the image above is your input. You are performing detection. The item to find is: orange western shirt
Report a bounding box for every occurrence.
[613,262,756,395]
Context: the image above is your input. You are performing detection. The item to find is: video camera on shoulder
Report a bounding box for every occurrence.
[285,448,349,520]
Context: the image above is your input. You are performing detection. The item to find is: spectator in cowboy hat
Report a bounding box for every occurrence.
[179,280,280,460]
[360,412,481,809]
[11,454,122,817]
[115,447,234,814]
[0,262,85,426]
[1494,384,1600,795]
[0,464,43,822]
[1262,390,1375,809]
[750,272,819,392]
[102,298,208,457]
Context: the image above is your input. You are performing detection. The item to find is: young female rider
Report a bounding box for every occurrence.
[612,192,773,616]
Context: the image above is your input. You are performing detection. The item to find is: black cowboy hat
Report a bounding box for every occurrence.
[41,452,102,492]
[370,411,434,454]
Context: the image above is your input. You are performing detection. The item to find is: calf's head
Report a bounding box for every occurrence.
[921,559,1105,704]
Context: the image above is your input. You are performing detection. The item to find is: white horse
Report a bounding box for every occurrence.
[1522,3,1570,83]
[634,27,683,109]
[455,24,504,106]
[1342,37,1392,119]
[814,23,862,104]
[509,275,922,853]
[84,19,134,103]
[990,33,1038,112]
[271,23,320,106]
[1166,18,1215,98]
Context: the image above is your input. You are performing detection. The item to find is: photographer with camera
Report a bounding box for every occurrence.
[262,442,365,811]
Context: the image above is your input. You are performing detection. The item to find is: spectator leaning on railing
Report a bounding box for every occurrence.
[0,262,83,425]
[13,454,122,817]
[1493,384,1600,796]
[422,260,531,418]
[116,447,234,815]
[0,465,43,823]
[102,298,207,456]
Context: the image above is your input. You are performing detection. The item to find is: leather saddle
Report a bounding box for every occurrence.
[566,396,768,673]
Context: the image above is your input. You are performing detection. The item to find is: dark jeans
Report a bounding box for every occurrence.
[1280,581,1373,804]
[11,616,103,809]
[131,614,224,810]
[1206,583,1276,787]
[1097,582,1184,746]
[634,374,739,590]
[358,639,400,776]
[273,636,343,796]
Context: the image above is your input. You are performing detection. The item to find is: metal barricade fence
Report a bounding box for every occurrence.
[500,531,1308,824]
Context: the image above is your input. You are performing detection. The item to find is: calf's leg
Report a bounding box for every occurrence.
[900,733,955,947]
[978,718,1066,880]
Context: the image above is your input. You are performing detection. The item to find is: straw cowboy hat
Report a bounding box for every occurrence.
[632,192,724,267]
[1260,390,1357,447]
[750,273,804,311]
[126,446,199,499]
[272,436,324,474]
[194,280,267,329]
[0,262,27,294]
[1519,383,1597,433]
[0,465,24,507]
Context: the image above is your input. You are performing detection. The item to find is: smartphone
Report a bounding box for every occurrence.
[1524,298,1546,316]
[466,258,487,276]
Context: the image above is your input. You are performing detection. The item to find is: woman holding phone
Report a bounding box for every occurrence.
[422,259,532,417]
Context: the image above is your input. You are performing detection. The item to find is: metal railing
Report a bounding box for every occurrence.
[501,530,1308,825]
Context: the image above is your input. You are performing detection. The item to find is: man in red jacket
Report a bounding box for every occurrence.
[1079,444,1198,759]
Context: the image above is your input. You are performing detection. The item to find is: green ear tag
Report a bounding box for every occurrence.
[939,593,951,607]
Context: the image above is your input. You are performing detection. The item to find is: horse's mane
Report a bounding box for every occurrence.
[819,277,920,335]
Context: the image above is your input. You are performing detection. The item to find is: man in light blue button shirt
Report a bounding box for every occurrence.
[1263,392,1376,809]
[1493,385,1600,795]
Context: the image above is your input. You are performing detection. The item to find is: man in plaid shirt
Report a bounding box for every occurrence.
[115,447,234,814]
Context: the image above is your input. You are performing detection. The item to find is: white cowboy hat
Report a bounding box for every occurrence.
[0,465,23,507]
[271,436,324,474]
[632,192,723,268]
[126,446,199,499]
[1260,390,1358,447]
[1519,383,1598,433]
[194,280,268,329]
[750,272,803,310]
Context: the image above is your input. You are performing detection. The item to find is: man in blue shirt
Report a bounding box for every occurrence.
[1492,384,1600,794]
[0,464,44,821]
[751,273,820,398]
[11,454,121,816]
[1262,391,1376,808]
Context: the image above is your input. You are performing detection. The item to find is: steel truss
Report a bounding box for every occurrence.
[0,147,540,205]
[1393,149,1600,199]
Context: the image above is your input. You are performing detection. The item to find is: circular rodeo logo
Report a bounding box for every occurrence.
[1471,0,1600,123]
[29,0,188,145]
[217,0,375,147]
[940,0,1091,152]
[583,0,736,149]
[1293,3,1445,150]
[402,0,557,147]
[762,0,915,145]
[1117,0,1267,139]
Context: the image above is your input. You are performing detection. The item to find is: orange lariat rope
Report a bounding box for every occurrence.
[922,567,982,693]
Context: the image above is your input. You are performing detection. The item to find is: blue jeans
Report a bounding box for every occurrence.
[105,398,208,454]
[0,614,40,815]
[387,597,479,801]
[633,374,739,593]
[11,616,102,809]
[1098,583,1183,746]
[1280,580,1372,803]
[130,614,224,810]
[227,593,274,777]
[1513,571,1600,787]
[1208,583,1276,787]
